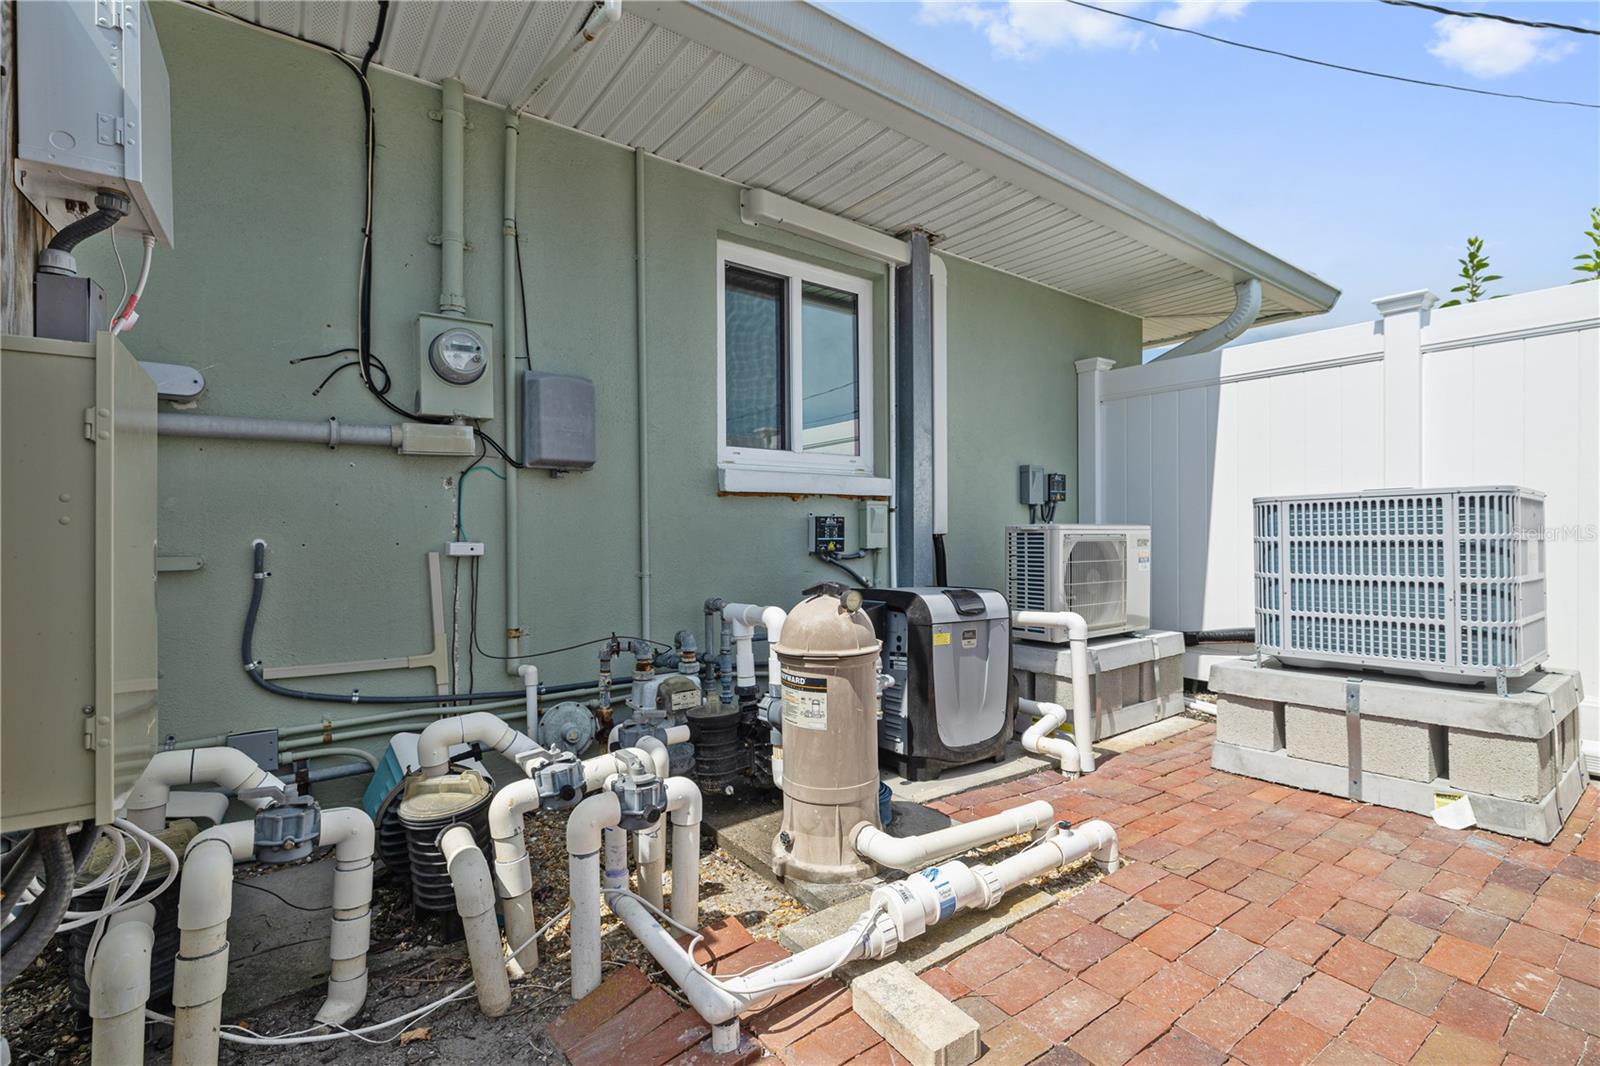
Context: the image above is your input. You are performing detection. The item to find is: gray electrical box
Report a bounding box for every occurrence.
[1019,464,1045,506]
[520,371,595,470]
[16,0,175,246]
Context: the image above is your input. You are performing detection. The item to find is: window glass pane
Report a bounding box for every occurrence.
[724,266,786,450]
[800,281,859,456]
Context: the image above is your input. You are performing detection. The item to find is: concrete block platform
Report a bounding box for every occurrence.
[1013,630,1185,745]
[1210,657,1586,842]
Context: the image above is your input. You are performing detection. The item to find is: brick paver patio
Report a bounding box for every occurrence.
[551,721,1600,1065]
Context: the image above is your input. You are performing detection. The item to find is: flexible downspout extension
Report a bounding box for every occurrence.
[124,748,288,832]
[503,108,524,676]
[416,712,538,777]
[609,821,1120,1052]
[1160,278,1261,360]
[1013,610,1096,774]
[90,903,155,1066]
[851,799,1056,870]
[439,825,511,1017]
[171,812,374,1066]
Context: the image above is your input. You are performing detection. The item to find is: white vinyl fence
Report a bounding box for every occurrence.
[1077,282,1600,765]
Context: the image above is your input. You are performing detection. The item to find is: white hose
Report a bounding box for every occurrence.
[110,234,155,335]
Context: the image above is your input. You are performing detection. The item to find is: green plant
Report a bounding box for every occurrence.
[1439,236,1501,307]
[1574,207,1600,282]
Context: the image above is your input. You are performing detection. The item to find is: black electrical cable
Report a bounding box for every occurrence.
[819,553,871,587]
[513,224,533,365]
[1064,0,1600,109]
[1376,0,1600,37]
[0,827,74,985]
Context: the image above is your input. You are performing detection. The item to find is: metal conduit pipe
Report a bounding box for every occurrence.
[502,107,524,675]
[89,903,155,1066]
[124,749,288,833]
[439,825,510,1018]
[1013,610,1096,773]
[610,821,1120,1052]
[438,78,467,317]
[278,746,380,771]
[567,776,702,1000]
[158,413,398,448]
[635,146,651,636]
[850,799,1055,870]
[170,810,374,1066]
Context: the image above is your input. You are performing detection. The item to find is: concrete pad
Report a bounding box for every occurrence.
[1285,705,1442,782]
[1210,659,1581,740]
[1099,715,1202,753]
[1216,695,1283,751]
[852,961,980,1066]
[779,887,1052,978]
[1211,741,1584,844]
[882,741,1049,805]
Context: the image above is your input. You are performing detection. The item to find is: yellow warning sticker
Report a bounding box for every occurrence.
[933,631,952,646]
[1434,792,1464,810]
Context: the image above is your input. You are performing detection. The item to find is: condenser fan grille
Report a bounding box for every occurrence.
[1064,537,1128,630]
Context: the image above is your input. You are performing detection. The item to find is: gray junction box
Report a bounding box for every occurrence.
[520,371,596,470]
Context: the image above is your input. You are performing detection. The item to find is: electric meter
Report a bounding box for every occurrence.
[429,328,487,385]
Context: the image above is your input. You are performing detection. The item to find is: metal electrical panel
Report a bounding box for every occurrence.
[16,0,175,246]
[520,371,595,470]
[2,334,160,831]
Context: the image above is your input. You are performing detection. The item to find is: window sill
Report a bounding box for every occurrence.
[717,467,892,499]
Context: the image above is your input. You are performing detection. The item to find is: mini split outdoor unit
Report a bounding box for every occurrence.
[1252,487,1548,684]
[1006,525,1152,642]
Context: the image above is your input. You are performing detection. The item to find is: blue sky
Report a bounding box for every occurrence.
[819,0,1600,341]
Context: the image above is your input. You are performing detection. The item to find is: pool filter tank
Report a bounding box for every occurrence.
[771,583,882,883]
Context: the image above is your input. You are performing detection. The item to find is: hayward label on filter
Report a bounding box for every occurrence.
[781,669,829,731]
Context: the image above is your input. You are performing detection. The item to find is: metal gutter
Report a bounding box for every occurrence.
[631,1,1340,322]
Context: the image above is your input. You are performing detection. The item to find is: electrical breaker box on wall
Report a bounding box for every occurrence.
[17,0,175,246]
[2,334,159,831]
[417,314,495,420]
[520,371,595,470]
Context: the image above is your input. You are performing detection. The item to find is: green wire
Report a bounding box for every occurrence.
[455,464,505,540]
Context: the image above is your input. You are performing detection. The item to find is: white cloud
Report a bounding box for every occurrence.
[916,1,1251,58]
[1426,16,1576,78]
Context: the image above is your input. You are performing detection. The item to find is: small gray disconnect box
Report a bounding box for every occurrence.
[520,371,595,470]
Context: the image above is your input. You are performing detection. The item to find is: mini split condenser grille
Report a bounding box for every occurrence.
[1253,487,1547,683]
[1006,525,1151,641]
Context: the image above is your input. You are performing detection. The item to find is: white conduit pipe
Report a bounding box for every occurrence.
[567,777,702,1000]
[851,799,1055,870]
[438,78,467,317]
[519,665,540,739]
[156,413,400,449]
[170,810,374,1066]
[439,826,510,1018]
[722,603,786,690]
[90,903,155,1066]
[124,748,287,832]
[416,712,537,777]
[609,821,1119,1051]
[501,107,524,676]
[1013,610,1095,774]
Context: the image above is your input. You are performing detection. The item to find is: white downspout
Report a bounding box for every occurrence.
[440,825,511,1018]
[850,799,1055,870]
[89,903,155,1066]
[1158,278,1261,360]
[1013,610,1096,773]
[416,712,537,777]
[124,749,288,832]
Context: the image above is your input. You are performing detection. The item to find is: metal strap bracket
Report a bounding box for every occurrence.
[1345,678,1363,802]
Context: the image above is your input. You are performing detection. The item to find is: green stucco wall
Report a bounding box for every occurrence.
[73,6,1141,755]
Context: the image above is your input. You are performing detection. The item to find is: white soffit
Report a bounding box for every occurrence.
[199,0,1339,346]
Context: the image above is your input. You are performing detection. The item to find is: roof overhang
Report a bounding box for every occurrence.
[197,0,1339,346]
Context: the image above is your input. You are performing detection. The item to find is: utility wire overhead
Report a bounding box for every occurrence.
[1063,0,1600,110]
[1377,0,1600,38]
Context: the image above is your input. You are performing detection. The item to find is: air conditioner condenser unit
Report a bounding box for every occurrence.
[1006,525,1152,642]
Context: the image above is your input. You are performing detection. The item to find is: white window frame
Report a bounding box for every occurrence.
[716,241,881,494]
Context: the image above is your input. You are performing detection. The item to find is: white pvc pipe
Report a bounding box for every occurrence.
[851,799,1055,870]
[723,603,785,690]
[1013,610,1095,773]
[124,748,287,831]
[90,903,155,1066]
[170,809,375,1066]
[417,712,537,777]
[1017,699,1079,776]
[513,0,622,111]
[488,777,541,974]
[519,665,540,739]
[440,825,510,1018]
[666,778,702,929]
